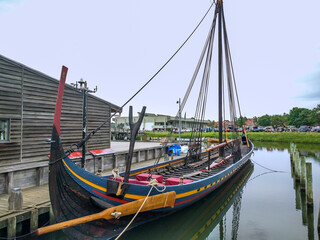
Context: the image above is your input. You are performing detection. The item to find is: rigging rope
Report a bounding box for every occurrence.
[184,5,218,163]
[74,2,215,151]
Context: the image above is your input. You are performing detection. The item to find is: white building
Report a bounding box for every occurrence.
[114,113,210,131]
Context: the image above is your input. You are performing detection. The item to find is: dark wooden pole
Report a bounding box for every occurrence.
[123,106,146,183]
[218,0,224,158]
[81,89,87,168]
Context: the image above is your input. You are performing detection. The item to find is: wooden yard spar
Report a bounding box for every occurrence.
[43,1,253,239]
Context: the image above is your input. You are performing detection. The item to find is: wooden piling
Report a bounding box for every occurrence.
[7,216,16,238]
[300,156,306,191]
[30,208,38,231]
[290,143,296,159]
[301,190,307,226]
[8,188,23,210]
[307,206,314,240]
[295,180,302,210]
[306,163,313,206]
[293,150,301,182]
[290,147,296,179]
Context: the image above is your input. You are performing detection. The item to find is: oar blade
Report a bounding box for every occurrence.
[37,191,176,236]
[103,191,176,220]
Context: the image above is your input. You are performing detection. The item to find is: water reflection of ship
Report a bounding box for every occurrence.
[122,161,254,240]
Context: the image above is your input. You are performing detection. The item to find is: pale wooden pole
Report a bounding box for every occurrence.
[306,163,313,206]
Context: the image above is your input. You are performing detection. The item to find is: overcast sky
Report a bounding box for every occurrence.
[1,0,319,120]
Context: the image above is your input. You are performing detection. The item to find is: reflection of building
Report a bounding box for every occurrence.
[114,113,210,131]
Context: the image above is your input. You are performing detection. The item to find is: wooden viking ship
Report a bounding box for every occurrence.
[121,160,254,240]
[38,1,254,239]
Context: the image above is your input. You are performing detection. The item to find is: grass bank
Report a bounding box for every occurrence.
[144,132,320,144]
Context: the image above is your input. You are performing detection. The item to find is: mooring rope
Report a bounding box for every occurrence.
[251,159,288,173]
[115,180,166,240]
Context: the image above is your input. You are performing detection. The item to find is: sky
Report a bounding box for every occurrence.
[0,0,320,121]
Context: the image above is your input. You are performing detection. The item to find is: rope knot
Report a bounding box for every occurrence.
[148,178,159,186]
[112,169,120,180]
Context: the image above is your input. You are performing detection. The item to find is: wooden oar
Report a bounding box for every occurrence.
[37,191,176,236]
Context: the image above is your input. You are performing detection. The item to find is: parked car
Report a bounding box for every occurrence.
[265,126,274,132]
[311,126,320,132]
[252,126,265,132]
[299,125,310,132]
[287,126,297,132]
[276,127,284,132]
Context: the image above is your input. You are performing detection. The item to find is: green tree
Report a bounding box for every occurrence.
[270,115,285,129]
[207,120,216,128]
[253,116,258,126]
[117,123,124,131]
[312,104,320,125]
[257,114,271,126]
[287,107,316,127]
[236,116,247,127]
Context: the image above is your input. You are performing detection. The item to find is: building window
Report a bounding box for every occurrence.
[0,119,10,142]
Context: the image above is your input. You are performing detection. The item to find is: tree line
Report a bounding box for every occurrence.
[235,105,320,128]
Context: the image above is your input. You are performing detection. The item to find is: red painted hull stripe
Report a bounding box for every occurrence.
[93,189,129,204]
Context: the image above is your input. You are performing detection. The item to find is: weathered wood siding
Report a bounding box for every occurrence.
[0,55,119,168]
[0,57,22,165]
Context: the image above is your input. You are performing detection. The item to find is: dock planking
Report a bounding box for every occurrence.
[0,184,49,220]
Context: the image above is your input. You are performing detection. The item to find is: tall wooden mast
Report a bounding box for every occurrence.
[218,0,224,158]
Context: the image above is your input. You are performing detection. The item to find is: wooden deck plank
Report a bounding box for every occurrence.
[0,184,49,218]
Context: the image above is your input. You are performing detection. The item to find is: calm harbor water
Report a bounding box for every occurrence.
[44,142,320,240]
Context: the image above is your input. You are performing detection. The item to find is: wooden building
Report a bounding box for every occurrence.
[0,54,121,194]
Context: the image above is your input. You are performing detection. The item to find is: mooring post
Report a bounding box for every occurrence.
[293,150,301,182]
[290,154,295,179]
[290,143,295,160]
[7,216,16,238]
[295,180,302,210]
[30,208,38,231]
[301,190,308,226]
[306,163,313,206]
[307,206,315,240]
[8,188,23,210]
[300,156,306,191]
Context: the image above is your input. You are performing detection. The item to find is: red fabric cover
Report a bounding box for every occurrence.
[109,177,150,185]
[89,148,115,156]
[47,151,82,159]
[136,173,163,183]
[133,180,150,185]
[69,152,82,159]
[165,177,193,186]
[110,177,124,181]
